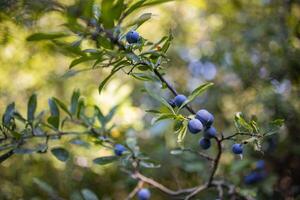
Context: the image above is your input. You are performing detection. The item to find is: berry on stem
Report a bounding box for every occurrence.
[244,171,266,185]
[168,99,176,108]
[232,143,243,154]
[204,126,217,138]
[188,119,203,134]
[199,138,211,149]
[137,188,151,200]
[126,31,140,44]
[195,109,214,128]
[114,144,126,156]
[256,160,265,170]
[174,94,187,107]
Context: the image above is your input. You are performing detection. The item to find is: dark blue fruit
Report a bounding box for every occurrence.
[199,138,211,149]
[204,126,217,138]
[256,160,265,170]
[174,94,187,107]
[137,188,151,200]
[195,109,214,128]
[126,31,140,44]
[168,99,176,108]
[188,119,203,134]
[232,143,243,154]
[244,171,266,185]
[114,144,126,156]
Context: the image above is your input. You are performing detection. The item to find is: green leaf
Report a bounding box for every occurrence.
[81,189,99,200]
[145,109,161,114]
[51,147,69,162]
[71,90,80,115]
[178,82,214,111]
[48,98,59,117]
[69,56,99,69]
[47,116,60,130]
[131,73,156,81]
[101,0,124,28]
[143,0,175,6]
[152,113,176,124]
[127,13,152,27]
[53,98,72,118]
[33,178,57,197]
[234,112,253,132]
[94,106,106,126]
[176,120,188,145]
[161,31,173,53]
[144,88,175,113]
[98,61,128,94]
[27,94,37,122]
[2,102,15,126]
[27,33,68,41]
[124,0,147,17]
[14,148,36,154]
[93,156,118,165]
[140,160,161,168]
[77,99,85,119]
[270,119,284,127]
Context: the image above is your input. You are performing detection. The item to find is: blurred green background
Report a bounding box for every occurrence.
[0,0,299,199]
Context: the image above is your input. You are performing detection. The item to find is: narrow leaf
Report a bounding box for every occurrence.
[53,97,72,117]
[93,156,118,165]
[27,33,68,41]
[178,82,214,110]
[51,147,69,162]
[27,94,37,122]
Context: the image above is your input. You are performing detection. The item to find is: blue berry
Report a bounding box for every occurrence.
[204,126,217,138]
[114,144,126,156]
[126,31,140,44]
[232,143,243,154]
[188,119,203,134]
[195,109,214,128]
[137,188,151,200]
[199,138,211,149]
[256,160,265,170]
[174,94,187,107]
[168,99,176,108]
[244,171,266,185]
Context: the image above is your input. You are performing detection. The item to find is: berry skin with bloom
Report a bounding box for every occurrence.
[126,31,140,44]
[195,109,214,128]
[137,188,151,200]
[199,138,211,149]
[114,144,126,156]
[188,119,203,134]
[204,126,217,138]
[256,160,265,170]
[168,99,176,108]
[174,94,187,107]
[232,143,243,154]
[244,171,266,185]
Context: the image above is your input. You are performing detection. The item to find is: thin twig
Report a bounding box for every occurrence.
[126,181,144,200]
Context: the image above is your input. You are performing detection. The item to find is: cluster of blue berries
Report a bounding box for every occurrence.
[170,94,217,150]
[170,94,246,155]
[244,160,266,185]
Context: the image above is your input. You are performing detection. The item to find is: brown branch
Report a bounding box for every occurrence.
[126,181,144,200]
[0,149,14,163]
[132,172,197,196]
[185,137,223,199]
